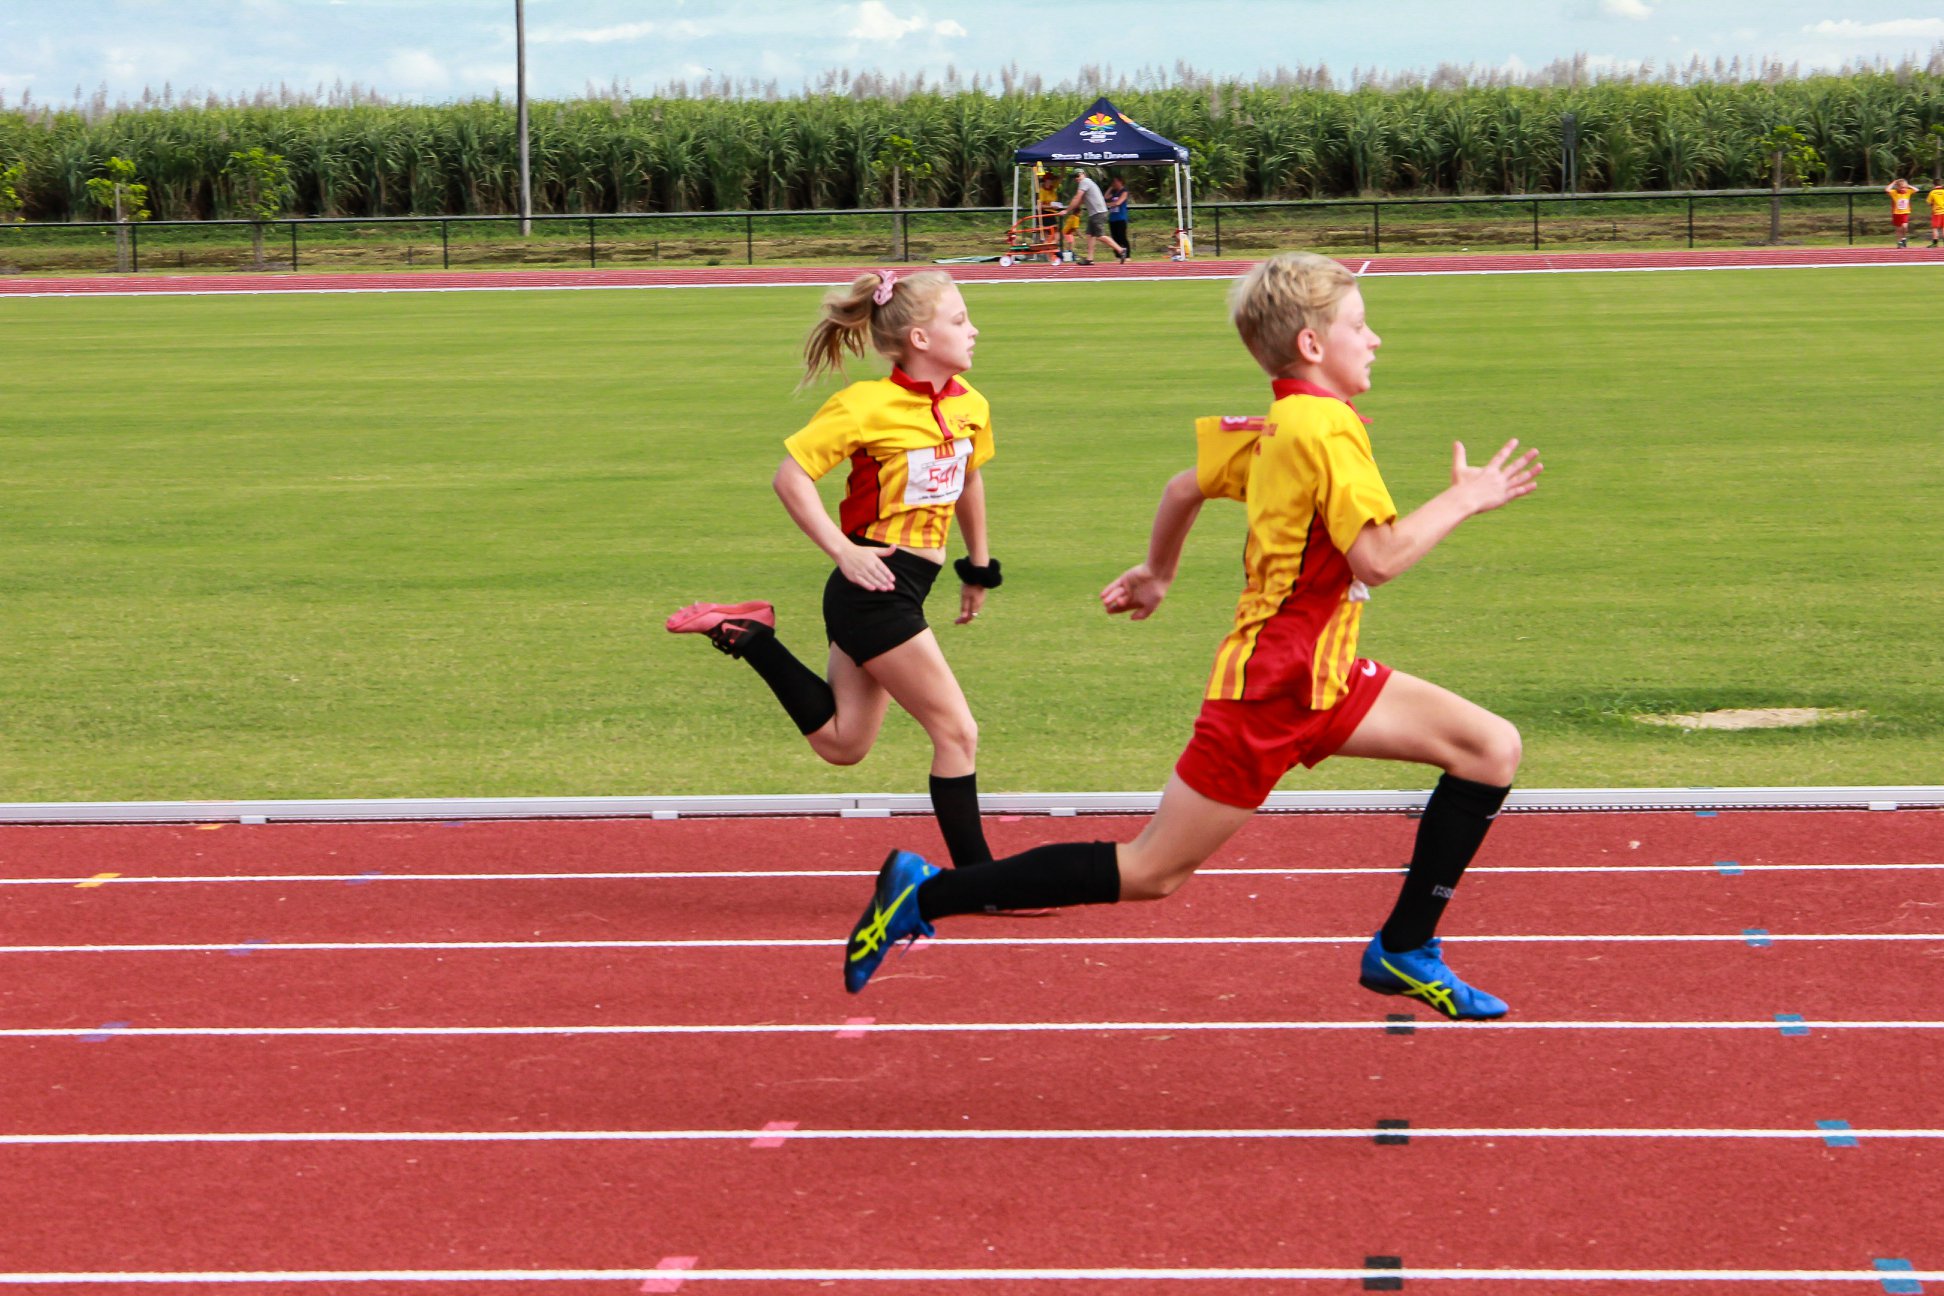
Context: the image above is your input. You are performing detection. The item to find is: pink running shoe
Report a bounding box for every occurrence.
[666,600,776,657]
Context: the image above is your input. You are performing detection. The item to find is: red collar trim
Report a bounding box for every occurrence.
[1271,377,1369,424]
[891,367,966,401]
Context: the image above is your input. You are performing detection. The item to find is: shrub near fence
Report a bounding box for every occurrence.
[0,187,1912,276]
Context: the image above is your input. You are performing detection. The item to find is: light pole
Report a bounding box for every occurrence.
[516,0,531,236]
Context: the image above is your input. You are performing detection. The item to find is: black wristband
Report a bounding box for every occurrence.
[954,556,1003,589]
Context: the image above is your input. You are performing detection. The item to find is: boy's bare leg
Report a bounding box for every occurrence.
[1334,669,1520,784]
[1114,775,1256,899]
[1336,668,1518,1012]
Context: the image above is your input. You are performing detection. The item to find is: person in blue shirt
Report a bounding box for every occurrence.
[1105,175,1131,260]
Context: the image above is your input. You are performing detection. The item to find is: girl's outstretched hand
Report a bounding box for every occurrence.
[1101,564,1169,620]
[1451,438,1543,515]
[836,543,899,592]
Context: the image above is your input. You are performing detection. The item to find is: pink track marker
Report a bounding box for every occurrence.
[836,1017,874,1038]
[749,1120,798,1149]
[640,1255,698,1293]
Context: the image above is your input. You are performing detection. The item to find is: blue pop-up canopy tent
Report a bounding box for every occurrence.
[1011,97,1194,254]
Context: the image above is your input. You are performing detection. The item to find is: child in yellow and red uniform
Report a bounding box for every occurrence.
[1928,180,1943,249]
[668,269,1003,871]
[1888,179,1915,248]
[844,252,1543,1019]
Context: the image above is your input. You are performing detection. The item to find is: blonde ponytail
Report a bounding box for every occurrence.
[801,269,954,386]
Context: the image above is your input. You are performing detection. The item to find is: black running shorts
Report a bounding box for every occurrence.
[822,546,941,665]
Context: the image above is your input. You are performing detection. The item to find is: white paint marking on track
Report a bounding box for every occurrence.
[0,1264,1936,1284]
[0,1018,1936,1040]
[3,861,1935,886]
[1,1125,1938,1147]
[1,932,1939,955]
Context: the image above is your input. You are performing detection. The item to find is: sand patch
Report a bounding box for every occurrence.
[1634,707,1866,731]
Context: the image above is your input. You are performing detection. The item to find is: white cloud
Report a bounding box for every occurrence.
[531,21,659,45]
[1601,0,1653,19]
[1803,18,1944,37]
[385,50,451,92]
[850,2,927,41]
[934,18,968,37]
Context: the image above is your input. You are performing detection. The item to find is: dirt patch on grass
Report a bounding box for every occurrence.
[1634,707,1867,731]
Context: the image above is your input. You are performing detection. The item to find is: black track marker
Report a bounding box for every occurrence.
[1363,1255,1404,1290]
[1375,1119,1411,1145]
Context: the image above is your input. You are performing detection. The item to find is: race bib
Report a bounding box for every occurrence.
[903,440,972,506]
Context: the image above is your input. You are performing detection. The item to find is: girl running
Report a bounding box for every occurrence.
[668,269,1002,870]
[844,252,1542,1017]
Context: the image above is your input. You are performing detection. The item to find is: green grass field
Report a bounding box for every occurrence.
[3,266,1941,801]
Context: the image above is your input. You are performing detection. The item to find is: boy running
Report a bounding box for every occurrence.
[843,252,1542,1019]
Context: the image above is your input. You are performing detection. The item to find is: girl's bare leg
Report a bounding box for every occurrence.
[802,643,893,767]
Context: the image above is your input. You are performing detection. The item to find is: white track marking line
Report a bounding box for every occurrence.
[0,1019,1937,1039]
[4,861,1936,885]
[1,1125,1937,1147]
[1,932,1939,954]
[3,255,1937,300]
[0,1265,1935,1284]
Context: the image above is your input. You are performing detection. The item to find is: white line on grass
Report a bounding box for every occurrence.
[1,1125,1936,1147]
[1,1018,1936,1039]
[3,861,1935,886]
[1,932,1938,954]
[0,1265,1936,1285]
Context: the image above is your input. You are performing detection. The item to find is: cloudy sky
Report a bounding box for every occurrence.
[3,0,1942,105]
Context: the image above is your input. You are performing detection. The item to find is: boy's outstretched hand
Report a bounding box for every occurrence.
[1452,438,1543,515]
[1101,563,1169,620]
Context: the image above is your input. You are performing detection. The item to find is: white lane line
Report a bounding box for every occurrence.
[0,1265,1934,1284]
[5,861,1936,885]
[1,932,1939,954]
[5,254,1932,303]
[1,1125,1937,1147]
[0,1018,1937,1039]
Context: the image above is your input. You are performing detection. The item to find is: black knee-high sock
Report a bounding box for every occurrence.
[918,840,1120,920]
[1379,773,1511,953]
[929,772,992,868]
[735,627,837,735]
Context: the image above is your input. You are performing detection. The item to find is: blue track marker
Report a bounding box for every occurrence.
[228,939,266,957]
[1775,1013,1809,1037]
[1743,928,1772,947]
[80,1021,130,1043]
[1874,1258,1921,1294]
[1715,860,1743,875]
[346,872,383,885]
[1695,810,1718,818]
[1816,1120,1858,1148]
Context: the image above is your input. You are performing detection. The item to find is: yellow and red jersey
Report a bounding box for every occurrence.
[1888,185,1914,215]
[1928,188,1944,217]
[1198,380,1398,708]
[784,367,993,550]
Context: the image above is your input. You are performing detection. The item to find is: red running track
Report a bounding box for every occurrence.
[2,243,1940,296]
[0,809,1939,1292]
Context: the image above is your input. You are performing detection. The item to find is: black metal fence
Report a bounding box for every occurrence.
[0,187,1910,276]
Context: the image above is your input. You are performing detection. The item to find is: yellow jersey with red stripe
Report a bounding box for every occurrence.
[784,368,994,550]
[1929,188,1944,216]
[1201,380,1398,708]
[1888,186,1913,215]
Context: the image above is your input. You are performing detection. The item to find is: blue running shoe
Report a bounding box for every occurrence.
[1358,932,1508,1020]
[844,849,941,994]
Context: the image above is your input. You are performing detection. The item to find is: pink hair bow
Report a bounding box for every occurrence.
[872,271,897,305]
